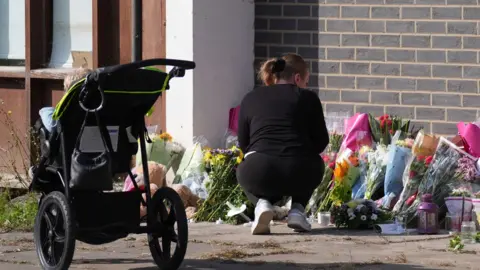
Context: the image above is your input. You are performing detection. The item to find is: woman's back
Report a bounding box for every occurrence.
[238,84,328,157]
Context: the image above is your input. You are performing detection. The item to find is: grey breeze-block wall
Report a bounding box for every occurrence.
[254,0,480,135]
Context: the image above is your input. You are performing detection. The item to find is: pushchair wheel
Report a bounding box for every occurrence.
[148,187,188,270]
[34,192,76,270]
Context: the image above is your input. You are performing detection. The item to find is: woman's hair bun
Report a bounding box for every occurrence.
[271,58,286,73]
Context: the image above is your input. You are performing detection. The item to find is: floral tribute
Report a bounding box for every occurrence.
[195,146,250,224]
[331,199,391,229]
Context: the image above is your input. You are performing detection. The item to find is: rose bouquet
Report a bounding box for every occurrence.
[402,138,478,223]
[393,131,439,213]
[319,150,360,212]
[364,144,388,200]
[330,199,392,229]
[195,146,251,224]
[368,114,411,145]
[393,155,432,213]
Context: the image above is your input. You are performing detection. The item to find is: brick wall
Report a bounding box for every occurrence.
[254,0,480,135]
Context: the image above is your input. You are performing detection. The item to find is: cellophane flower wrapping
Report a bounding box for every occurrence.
[393,131,439,213]
[330,199,392,229]
[381,131,413,209]
[136,132,185,173]
[306,163,334,216]
[364,144,388,200]
[402,137,478,223]
[352,146,372,199]
[338,113,373,154]
[194,146,249,224]
[457,122,480,158]
[175,136,210,199]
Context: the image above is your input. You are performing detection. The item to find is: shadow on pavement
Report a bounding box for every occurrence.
[78,258,440,270]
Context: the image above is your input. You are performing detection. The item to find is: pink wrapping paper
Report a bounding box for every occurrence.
[339,113,373,153]
[457,122,480,158]
[229,106,240,135]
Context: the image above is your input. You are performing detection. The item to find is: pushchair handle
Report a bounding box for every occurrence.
[101,58,196,75]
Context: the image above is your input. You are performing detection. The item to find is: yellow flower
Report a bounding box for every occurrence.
[159,132,173,142]
[204,151,212,162]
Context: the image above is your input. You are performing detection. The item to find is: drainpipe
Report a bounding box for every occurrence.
[132,0,143,61]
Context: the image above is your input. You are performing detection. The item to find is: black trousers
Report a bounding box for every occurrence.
[236,152,324,207]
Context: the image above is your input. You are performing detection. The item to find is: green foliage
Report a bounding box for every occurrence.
[0,190,38,232]
[449,235,464,252]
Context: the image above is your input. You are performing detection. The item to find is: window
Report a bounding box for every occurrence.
[0,0,26,62]
[50,0,93,68]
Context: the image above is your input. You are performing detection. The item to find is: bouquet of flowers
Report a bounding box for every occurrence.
[393,131,439,213]
[364,144,388,200]
[339,113,373,153]
[380,133,414,209]
[368,114,411,145]
[175,137,210,198]
[319,150,360,212]
[393,155,432,213]
[329,132,344,153]
[136,132,185,172]
[306,158,335,215]
[195,146,251,224]
[330,199,392,229]
[402,138,478,223]
[352,146,372,199]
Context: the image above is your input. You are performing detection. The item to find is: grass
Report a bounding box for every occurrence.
[0,190,38,232]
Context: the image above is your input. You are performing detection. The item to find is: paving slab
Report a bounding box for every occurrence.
[0,223,479,269]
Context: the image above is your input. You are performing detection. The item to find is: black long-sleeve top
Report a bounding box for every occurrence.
[237,84,329,158]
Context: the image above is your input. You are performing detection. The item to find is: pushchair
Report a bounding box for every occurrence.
[29,58,195,270]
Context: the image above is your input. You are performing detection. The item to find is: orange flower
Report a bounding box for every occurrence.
[348,156,359,167]
[334,160,349,179]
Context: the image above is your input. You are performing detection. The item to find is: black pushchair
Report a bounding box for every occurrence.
[29,58,195,270]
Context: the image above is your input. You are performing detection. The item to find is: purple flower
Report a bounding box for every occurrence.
[456,156,478,182]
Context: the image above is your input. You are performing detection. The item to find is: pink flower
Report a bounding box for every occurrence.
[425,156,433,165]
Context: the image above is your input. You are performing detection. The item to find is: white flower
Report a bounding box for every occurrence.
[347,208,354,215]
[360,215,367,221]
[371,214,378,221]
[348,213,356,220]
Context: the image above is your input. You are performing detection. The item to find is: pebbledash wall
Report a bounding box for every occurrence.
[254,0,480,136]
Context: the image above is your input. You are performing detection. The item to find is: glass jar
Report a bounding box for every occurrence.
[318,212,331,226]
[461,221,476,244]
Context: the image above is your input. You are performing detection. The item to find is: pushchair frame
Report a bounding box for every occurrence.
[29,58,195,270]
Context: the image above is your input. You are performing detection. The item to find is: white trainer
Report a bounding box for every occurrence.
[251,199,274,235]
[287,203,312,232]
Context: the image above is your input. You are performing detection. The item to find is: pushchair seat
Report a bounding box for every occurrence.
[30,58,195,270]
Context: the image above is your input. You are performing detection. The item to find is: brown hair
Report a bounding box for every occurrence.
[258,53,308,86]
[63,68,92,91]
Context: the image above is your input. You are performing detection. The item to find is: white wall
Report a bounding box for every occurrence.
[166,0,255,148]
[50,0,93,68]
[0,0,26,59]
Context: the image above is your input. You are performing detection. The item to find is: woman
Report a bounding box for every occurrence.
[237,53,329,235]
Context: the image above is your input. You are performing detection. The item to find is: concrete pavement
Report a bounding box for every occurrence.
[1,222,479,269]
